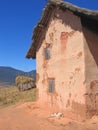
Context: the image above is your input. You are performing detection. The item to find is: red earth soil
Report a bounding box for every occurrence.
[0,102,98,130]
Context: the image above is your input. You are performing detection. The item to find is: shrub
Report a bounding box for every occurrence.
[15,76,36,91]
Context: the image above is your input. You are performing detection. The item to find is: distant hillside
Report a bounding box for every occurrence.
[0,66,36,86]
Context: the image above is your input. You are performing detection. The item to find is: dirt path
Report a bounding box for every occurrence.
[0,102,98,130]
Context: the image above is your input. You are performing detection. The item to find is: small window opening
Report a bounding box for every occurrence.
[44,48,50,60]
[48,78,55,93]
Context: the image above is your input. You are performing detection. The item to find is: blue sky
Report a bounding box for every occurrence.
[0,0,98,72]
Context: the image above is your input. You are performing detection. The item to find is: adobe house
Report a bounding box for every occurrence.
[26,0,98,121]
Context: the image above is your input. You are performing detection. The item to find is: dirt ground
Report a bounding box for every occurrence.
[0,102,98,130]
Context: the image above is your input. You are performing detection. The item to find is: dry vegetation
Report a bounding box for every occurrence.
[15,76,36,91]
[0,86,36,108]
[15,76,35,85]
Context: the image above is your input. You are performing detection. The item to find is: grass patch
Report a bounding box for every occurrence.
[0,86,36,108]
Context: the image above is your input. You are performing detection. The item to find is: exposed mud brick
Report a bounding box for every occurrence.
[36,73,40,83]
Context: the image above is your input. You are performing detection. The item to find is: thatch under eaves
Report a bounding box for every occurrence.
[26,0,98,59]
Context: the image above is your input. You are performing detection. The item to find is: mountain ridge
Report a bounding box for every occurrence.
[0,66,36,86]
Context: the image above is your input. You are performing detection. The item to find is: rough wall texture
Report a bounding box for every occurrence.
[83,27,98,118]
[36,9,87,121]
